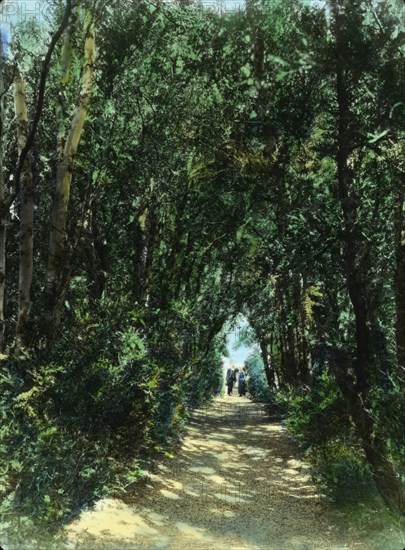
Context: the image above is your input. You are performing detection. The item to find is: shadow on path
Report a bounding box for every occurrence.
[65,396,404,550]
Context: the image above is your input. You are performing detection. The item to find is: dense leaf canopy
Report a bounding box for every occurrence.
[0,0,404,537]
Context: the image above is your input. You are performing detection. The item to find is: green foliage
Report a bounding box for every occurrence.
[374,379,405,470]
[307,440,374,503]
[244,350,268,401]
[283,373,375,501]
[0,304,224,534]
[0,0,404,538]
[286,373,351,447]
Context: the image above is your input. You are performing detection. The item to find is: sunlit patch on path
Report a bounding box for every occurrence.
[65,396,403,550]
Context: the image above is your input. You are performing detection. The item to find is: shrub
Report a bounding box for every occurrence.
[307,439,374,502]
[285,371,351,447]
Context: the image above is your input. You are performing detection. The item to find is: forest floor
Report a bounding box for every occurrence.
[64,394,404,550]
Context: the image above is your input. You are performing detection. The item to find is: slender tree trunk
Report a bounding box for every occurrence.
[14,70,34,350]
[277,324,287,388]
[246,0,271,150]
[329,353,405,513]
[138,197,158,308]
[285,322,298,386]
[298,315,310,383]
[46,17,95,338]
[332,0,404,513]
[394,186,405,382]
[0,41,6,348]
[335,28,370,396]
[259,339,275,388]
[89,202,107,309]
[163,187,189,305]
[296,276,310,383]
[132,217,146,303]
[269,331,280,388]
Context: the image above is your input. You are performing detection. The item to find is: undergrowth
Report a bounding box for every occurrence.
[0,310,223,546]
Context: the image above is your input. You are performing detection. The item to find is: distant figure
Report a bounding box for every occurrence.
[238,367,247,397]
[226,365,235,395]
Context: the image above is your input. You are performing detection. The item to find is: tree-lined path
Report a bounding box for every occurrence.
[65,396,398,550]
[1,0,404,545]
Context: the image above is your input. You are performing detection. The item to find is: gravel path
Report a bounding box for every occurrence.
[65,396,404,550]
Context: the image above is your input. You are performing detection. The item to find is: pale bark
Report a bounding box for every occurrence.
[14,70,34,350]
[46,18,95,336]
[0,2,73,348]
[9,0,73,212]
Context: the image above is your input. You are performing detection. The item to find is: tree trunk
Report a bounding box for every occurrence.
[394,186,405,382]
[0,40,6,348]
[332,0,405,513]
[46,17,95,339]
[259,339,275,388]
[329,350,404,512]
[137,197,158,308]
[298,312,310,384]
[335,14,370,396]
[296,278,310,384]
[285,322,298,386]
[89,202,108,310]
[14,70,34,351]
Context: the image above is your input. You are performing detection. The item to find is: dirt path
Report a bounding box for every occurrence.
[65,396,403,550]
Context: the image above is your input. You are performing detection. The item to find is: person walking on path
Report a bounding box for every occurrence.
[226,365,235,395]
[238,367,247,397]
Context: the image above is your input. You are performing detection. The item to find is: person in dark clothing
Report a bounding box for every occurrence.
[238,367,247,397]
[226,365,235,395]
